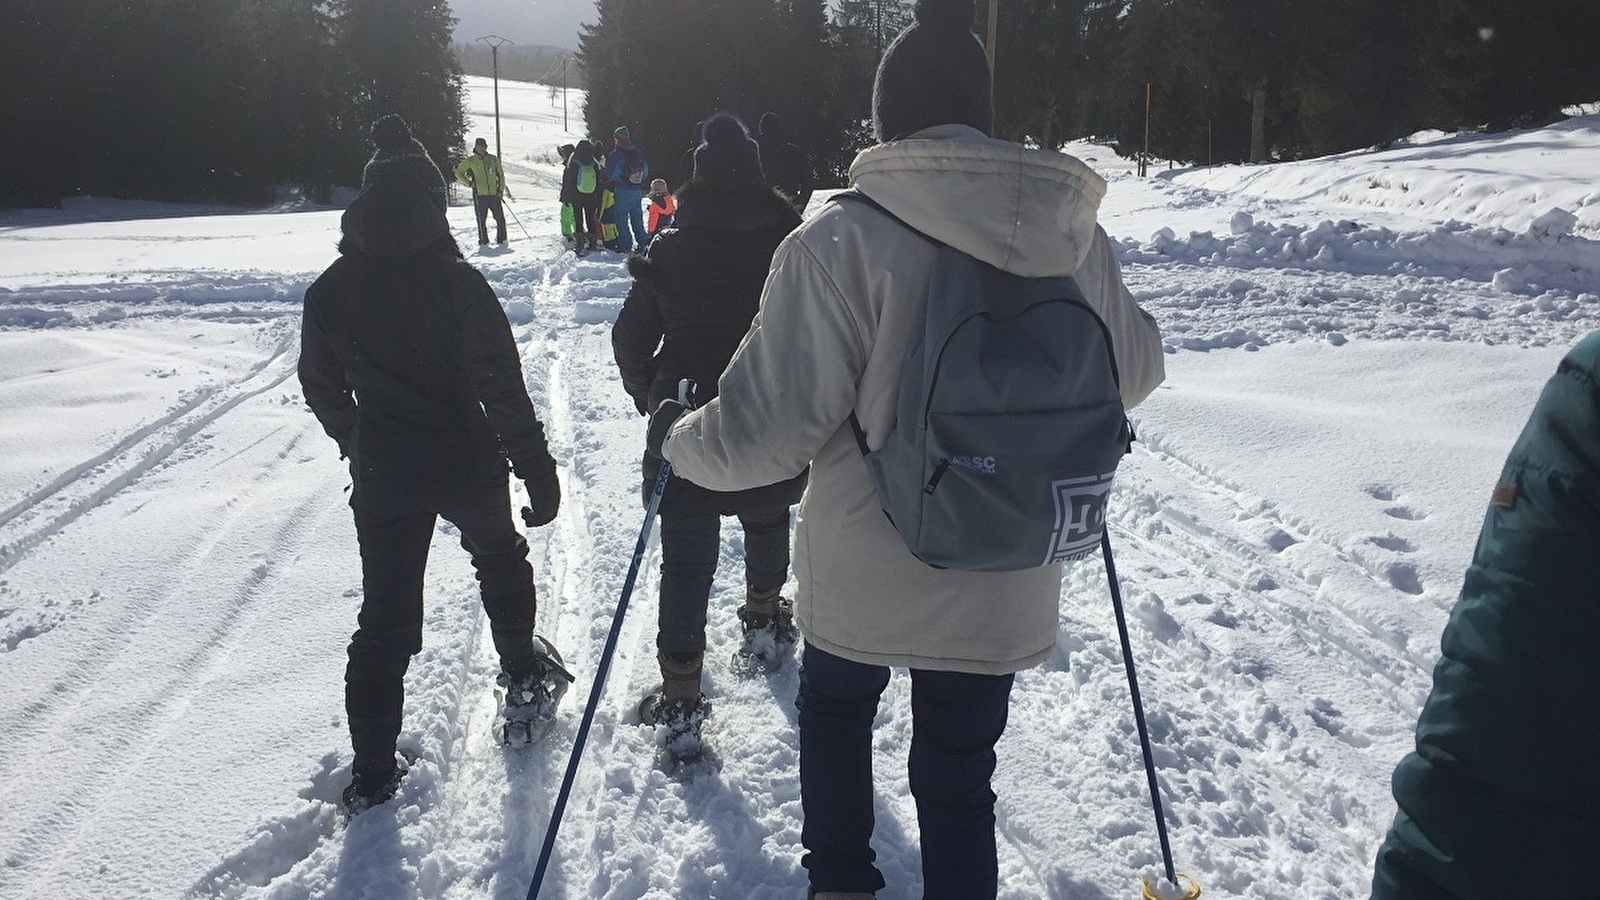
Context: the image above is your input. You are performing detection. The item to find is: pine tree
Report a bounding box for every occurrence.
[993,0,1124,147]
[332,0,466,186]
[227,0,342,199]
[817,0,912,178]
[1424,0,1600,130]
[766,0,833,164]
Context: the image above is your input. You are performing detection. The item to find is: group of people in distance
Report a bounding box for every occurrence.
[296,0,1593,897]
[556,110,813,258]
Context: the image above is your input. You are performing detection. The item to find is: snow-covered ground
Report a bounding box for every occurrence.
[2,76,1596,900]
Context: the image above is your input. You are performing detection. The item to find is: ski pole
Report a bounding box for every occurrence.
[526,381,692,900]
[504,197,535,242]
[1102,530,1200,900]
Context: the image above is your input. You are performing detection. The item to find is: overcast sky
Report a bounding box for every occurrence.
[451,0,595,49]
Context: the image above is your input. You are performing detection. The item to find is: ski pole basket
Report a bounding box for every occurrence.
[1141,873,1201,900]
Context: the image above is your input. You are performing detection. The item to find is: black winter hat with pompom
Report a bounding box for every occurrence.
[692,112,764,187]
[872,0,993,142]
[361,114,448,212]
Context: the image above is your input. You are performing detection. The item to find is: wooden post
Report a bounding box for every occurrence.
[1141,82,1151,177]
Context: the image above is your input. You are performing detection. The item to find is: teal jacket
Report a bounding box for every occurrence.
[1370,330,1600,900]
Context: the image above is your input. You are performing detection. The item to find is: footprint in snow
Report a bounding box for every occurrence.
[1363,484,1395,502]
[1385,562,1425,596]
[1366,483,1429,520]
[1368,534,1415,553]
[1264,529,1299,552]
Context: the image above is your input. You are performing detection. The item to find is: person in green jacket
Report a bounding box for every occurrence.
[454,137,511,246]
[1369,329,1600,900]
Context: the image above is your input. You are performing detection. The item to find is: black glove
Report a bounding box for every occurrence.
[646,399,688,459]
[520,457,561,527]
[630,391,649,417]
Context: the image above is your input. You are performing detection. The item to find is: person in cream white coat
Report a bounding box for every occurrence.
[649,0,1165,896]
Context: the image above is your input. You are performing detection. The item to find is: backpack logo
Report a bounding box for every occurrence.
[949,455,998,476]
[1049,473,1115,563]
[836,192,1131,573]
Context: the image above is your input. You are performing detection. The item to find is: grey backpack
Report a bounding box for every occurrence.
[837,192,1132,572]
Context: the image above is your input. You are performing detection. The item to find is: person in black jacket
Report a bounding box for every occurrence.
[757,111,813,214]
[612,112,805,737]
[299,114,571,816]
[561,139,604,254]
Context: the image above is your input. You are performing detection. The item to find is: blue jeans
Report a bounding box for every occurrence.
[796,644,1014,899]
[613,188,648,251]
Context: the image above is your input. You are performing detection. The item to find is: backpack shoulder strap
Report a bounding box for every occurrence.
[829,189,951,457]
[829,190,943,248]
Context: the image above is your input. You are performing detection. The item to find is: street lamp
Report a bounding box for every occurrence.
[476,34,515,161]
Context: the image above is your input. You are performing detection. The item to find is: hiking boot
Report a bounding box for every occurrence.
[497,634,575,746]
[644,648,702,704]
[733,585,798,674]
[638,648,706,733]
[636,689,706,729]
[638,678,711,773]
[342,753,409,817]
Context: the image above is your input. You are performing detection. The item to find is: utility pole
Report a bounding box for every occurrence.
[561,56,568,133]
[476,34,515,161]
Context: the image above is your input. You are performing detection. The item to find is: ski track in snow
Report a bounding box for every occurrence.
[0,317,301,581]
[0,364,357,899]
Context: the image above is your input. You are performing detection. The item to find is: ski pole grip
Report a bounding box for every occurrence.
[677,378,697,409]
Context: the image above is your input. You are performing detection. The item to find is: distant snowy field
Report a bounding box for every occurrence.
[2,77,1597,900]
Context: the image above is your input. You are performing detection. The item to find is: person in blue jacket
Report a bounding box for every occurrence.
[1369,329,1600,900]
[604,125,650,254]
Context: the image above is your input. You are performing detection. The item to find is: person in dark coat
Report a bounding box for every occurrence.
[299,114,570,816]
[1369,329,1600,900]
[612,111,806,733]
[561,139,603,254]
[558,143,578,245]
[757,111,813,214]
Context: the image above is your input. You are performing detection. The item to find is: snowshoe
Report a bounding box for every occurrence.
[732,593,798,676]
[638,690,717,778]
[497,635,575,748]
[341,749,417,819]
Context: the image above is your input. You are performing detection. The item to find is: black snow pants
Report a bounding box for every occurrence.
[346,475,538,775]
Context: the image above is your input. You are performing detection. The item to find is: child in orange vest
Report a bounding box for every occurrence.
[646,178,676,245]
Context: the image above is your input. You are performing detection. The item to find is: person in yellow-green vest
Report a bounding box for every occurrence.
[454,137,511,246]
